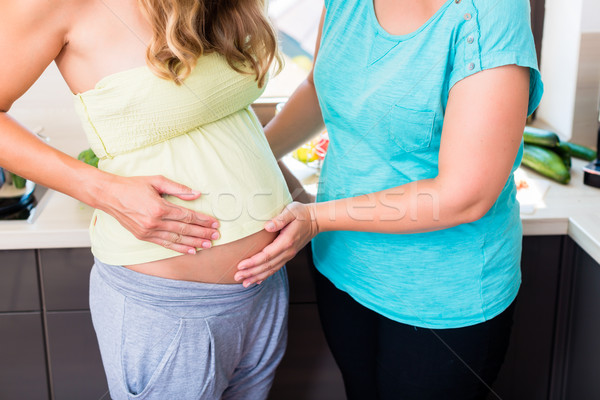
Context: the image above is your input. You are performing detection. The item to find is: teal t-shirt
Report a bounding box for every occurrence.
[312,0,543,328]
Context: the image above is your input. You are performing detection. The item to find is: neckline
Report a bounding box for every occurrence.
[73,64,151,97]
[368,0,454,41]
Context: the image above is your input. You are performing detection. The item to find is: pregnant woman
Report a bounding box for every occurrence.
[236,0,544,398]
[0,1,291,398]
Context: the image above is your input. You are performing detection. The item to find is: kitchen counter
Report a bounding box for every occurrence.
[1,158,599,264]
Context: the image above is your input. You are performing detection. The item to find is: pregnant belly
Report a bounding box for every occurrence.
[123,229,277,284]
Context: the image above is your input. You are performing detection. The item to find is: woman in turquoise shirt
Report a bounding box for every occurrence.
[236,0,543,398]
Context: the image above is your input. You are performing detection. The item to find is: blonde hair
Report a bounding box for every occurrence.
[138,0,281,87]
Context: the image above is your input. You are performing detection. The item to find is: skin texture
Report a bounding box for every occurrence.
[235,2,531,286]
[0,0,282,283]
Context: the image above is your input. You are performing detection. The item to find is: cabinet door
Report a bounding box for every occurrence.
[563,247,600,399]
[0,250,40,312]
[40,248,94,311]
[0,313,49,399]
[287,245,317,304]
[46,311,108,400]
[269,304,345,400]
[489,235,564,400]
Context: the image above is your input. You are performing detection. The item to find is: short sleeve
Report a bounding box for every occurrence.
[449,0,543,116]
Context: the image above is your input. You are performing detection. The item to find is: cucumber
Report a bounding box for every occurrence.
[562,142,597,161]
[523,126,560,148]
[522,144,570,184]
[553,142,572,168]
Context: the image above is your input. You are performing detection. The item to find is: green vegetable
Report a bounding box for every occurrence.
[10,173,26,189]
[77,148,99,168]
[523,126,560,148]
[562,142,597,162]
[553,142,572,168]
[522,144,571,184]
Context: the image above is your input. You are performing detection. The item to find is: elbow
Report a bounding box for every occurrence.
[442,192,495,225]
[461,201,493,224]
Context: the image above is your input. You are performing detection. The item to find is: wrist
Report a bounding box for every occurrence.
[307,202,321,235]
[80,168,115,210]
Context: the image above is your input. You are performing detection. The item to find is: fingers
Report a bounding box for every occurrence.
[235,252,287,287]
[235,239,297,287]
[152,228,216,249]
[151,176,202,200]
[102,175,223,255]
[161,199,219,229]
[146,237,200,255]
[160,221,220,242]
[265,205,297,232]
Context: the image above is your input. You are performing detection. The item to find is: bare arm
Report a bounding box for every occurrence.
[236,64,530,285]
[0,2,218,254]
[266,7,327,159]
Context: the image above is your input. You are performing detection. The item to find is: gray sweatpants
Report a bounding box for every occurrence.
[89,258,289,400]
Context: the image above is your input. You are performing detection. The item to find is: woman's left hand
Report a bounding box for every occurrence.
[235,202,319,287]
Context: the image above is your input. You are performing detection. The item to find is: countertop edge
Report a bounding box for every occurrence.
[3,211,599,265]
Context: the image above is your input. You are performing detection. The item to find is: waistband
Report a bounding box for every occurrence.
[93,258,279,311]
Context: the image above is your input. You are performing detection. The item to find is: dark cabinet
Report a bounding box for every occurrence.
[489,235,564,400]
[0,313,49,400]
[0,248,106,400]
[0,250,48,399]
[46,311,108,400]
[40,248,108,399]
[561,244,600,399]
[39,248,94,311]
[489,236,600,400]
[0,250,40,312]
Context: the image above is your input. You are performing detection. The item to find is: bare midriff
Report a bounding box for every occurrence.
[124,229,277,284]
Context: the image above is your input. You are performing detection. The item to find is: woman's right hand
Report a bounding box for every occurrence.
[97,174,219,255]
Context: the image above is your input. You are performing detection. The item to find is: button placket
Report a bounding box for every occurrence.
[462,9,480,73]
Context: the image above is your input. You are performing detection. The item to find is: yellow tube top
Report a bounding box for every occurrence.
[73,53,292,266]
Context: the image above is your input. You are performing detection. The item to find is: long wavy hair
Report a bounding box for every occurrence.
[138,0,281,87]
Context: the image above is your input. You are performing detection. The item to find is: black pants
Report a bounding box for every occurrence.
[313,268,515,400]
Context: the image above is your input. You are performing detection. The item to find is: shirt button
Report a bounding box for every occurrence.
[464,13,472,20]
[467,36,474,44]
[455,0,461,3]
[468,62,475,70]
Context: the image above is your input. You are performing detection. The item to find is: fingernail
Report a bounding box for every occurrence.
[188,248,197,255]
[211,222,219,229]
[211,232,220,240]
[202,241,212,249]
[265,222,275,231]
[192,190,201,196]
[257,280,264,285]
[234,273,242,281]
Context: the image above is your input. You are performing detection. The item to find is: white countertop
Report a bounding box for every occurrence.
[1,158,599,265]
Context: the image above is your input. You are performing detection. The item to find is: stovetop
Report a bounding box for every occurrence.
[0,184,50,223]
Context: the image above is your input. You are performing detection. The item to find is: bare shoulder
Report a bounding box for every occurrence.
[0,0,80,30]
[0,0,88,111]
